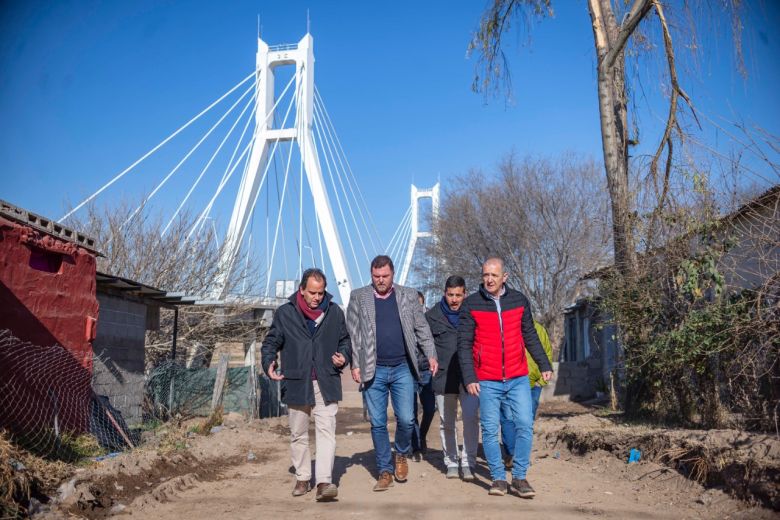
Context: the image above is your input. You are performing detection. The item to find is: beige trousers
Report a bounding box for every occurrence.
[287,380,338,484]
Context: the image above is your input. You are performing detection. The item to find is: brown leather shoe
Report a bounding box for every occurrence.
[373,471,394,491]
[292,479,310,496]
[315,482,338,501]
[394,453,409,482]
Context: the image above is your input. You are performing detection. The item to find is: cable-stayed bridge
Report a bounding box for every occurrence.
[61,32,435,307]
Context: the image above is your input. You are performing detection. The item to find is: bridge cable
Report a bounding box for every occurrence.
[161,89,257,237]
[314,87,383,252]
[312,95,377,260]
[221,72,297,240]
[313,97,375,268]
[188,73,297,239]
[386,204,412,258]
[61,70,257,221]
[311,109,363,286]
[313,106,372,281]
[314,94,380,258]
[235,70,301,275]
[313,92,378,259]
[391,211,413,266]
[263,86,301,296]
[122,82,256,229]
[386,210,410,262]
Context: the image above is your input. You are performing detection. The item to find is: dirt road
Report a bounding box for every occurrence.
[113,391,770,520]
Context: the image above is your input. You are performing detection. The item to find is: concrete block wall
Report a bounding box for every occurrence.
[548,359,603,401]
[92,293,148,425]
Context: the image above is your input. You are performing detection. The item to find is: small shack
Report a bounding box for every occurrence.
[93,272,198,425]
[0,200,100,437]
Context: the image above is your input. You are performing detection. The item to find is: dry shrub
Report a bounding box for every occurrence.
[0,432,29,518]
[194,406,224,436]
[0,431,74,518]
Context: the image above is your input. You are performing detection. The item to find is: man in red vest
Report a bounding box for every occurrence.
[458,257,553,498]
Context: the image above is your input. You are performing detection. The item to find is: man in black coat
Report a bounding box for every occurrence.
[261,268,351,502]
[425,275,479,481]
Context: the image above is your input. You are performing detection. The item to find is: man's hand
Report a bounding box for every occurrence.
[466,382,480,396]
[351,367,361,383]
[428,357,439,377]
[332,352,346,368]
[541,371,553,383]
[267,360,284,381]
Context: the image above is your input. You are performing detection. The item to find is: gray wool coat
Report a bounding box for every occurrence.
[346,284,436,383]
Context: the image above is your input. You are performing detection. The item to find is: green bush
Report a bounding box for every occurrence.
[601,230,779,431]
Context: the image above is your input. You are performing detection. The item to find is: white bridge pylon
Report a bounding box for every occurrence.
[396,183,439,286]
[215,33,352,303]
[60,31,381,307]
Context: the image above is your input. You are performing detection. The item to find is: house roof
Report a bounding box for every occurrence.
[721,184,779,224]
[0,199,100,255]
[96,271,201,308]
[579,183,779,282]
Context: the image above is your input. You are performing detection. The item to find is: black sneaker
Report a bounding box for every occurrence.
[489,480,508,496]
[510,478,536,498]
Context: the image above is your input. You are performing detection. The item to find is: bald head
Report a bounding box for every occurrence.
[483,257,505,273]
[481,257,508,297]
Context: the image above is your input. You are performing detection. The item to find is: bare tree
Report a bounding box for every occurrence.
[67,200,262,367]
[428,153,612,349]
[469,0,746,279]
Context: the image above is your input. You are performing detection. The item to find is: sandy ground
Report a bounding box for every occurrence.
[112,390,772,520]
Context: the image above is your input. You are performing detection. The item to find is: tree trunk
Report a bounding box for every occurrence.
[588,0,639,278]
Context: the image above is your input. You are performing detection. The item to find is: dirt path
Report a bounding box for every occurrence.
[118,391,771,520]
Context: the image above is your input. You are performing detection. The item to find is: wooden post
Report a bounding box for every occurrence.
[610,370,619,411]
[211,354,230,412]
[168,308,180,416]
[247,341,258,419]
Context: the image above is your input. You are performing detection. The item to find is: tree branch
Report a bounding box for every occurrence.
[649,0,698,216]
[603,0,652,69]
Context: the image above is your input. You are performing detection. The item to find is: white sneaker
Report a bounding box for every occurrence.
[446,466,460,479]
[461,466,475,480]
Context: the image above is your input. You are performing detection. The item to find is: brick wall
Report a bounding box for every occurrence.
[92,293,148,425]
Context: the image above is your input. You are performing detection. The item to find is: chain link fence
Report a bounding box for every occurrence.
[0,329,284,463]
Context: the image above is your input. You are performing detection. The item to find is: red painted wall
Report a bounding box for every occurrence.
[0,215,99,435]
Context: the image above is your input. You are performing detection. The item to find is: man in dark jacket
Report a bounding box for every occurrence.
[411,291,435,461]
[261,268,351,502]
[458,258,553,499]
[426,275,479,481]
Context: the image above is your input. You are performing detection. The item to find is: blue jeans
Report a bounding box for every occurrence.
[363,363,416,474]
[412,369,435,452]
[501,384,542,458]
[479,376,533,481]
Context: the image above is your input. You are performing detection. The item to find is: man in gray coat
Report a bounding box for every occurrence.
[347,255,438,491]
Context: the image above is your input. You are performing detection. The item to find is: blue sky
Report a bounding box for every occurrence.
[1,1,778,293]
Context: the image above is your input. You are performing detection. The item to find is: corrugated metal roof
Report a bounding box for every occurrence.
[96,271,200,307]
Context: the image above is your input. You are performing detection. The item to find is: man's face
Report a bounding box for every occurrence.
[371,265,394,295]
[300,276,326,309]
[481,261,508,297]
[444,286,466,311]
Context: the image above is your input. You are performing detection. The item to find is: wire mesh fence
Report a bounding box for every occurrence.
[0,329,284,463]
[145,359,283,420]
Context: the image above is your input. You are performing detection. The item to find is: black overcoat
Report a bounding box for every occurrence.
[261,293,351,406]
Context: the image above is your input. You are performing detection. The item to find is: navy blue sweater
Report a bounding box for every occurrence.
[375,292,407,366]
